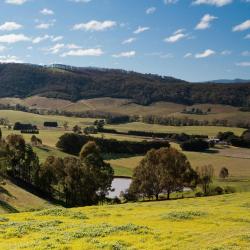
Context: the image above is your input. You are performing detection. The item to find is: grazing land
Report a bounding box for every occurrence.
[0,193,250,249]
[0,180,53,214]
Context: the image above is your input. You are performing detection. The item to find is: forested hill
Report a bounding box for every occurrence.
[0,63,250,107]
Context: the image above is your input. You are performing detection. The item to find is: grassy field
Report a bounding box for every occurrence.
[106,122,245,137]
[1,96,250,125]
[0,192,249,249]
[0,110,95,128]
[0,180,53,214]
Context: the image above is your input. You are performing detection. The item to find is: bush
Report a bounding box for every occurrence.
[195,191,204,197]
[181,139,209,152]
[213,186,224,195]
[224,186,236,194]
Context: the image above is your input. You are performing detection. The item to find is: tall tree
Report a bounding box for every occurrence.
[196,165,214,194]
[129,147,197,200]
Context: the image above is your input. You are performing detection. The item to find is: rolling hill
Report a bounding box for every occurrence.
[0,63,250,107]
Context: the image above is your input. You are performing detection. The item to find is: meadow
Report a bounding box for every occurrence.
[0,193,250,249]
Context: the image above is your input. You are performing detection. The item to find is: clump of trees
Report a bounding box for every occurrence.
[217,130,250,148]
[56,133,170,155]
[39,141,114,206]
[180,139,210,152]
[127,147,198,200]
[0,133,114,206]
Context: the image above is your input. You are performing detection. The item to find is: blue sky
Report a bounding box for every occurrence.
[0,0,249,81]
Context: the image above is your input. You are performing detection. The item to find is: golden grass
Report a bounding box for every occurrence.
[0,193,249,249]
[0,180,53,214]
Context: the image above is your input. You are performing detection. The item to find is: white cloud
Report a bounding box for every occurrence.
[32,35,63,44]
[133,26,150,34]
[40,8,54,15]
[46,43,65,54]
[0,34,30,43]
[233,20,250,32]
[5,0,27,5]
[192,0,232,7]
[36,22,54,29]
[122,37,136,44]
[195,14,217,30]
[0,55,23,63]
[195,49,215,58]
[73,20,116,31]
[112,51,136,58]
[146,7,156,14]
[32,35,50,44]
[61,48,103,57]
[164,29,188,43]
[241,51,250,56]
[51,36,63,42]
[221,50,232,55]
[66,44,81,49]
[245,34,250,39]
[236,62,250,67]
[0,22,22,31]
[164,0,178,4]
[184,52,192,58]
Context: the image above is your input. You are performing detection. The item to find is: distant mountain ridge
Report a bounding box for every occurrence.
[208,79,250,84]
[0,63,249,107]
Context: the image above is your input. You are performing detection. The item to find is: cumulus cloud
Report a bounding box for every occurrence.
[0,55,23,63]
[133,26,150,34]
[61,48,104,57]
[5,0,27,5]
[46,43,65,54]
[146,7,156,14]
[195,49,215,58]
[164,29,188,43]
[40,8,54,15]
[112,51,136,58]
[0,34,30,43]
[32,35,63,44]
[233,20,250,32]
[36,22,55,29]
[195,14,217,30]
[192,0,232,7]
[122,37,136,44]
[184,52,192,58]
[0,22,22,31]
[236,62,250,67]
[73,20,116,31]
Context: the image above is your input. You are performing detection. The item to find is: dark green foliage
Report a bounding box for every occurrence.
[129,147,197,200]
[44,122,58,127]
[56,133,170,155]
[180,139,210,152]
[196,165,214,194]
[0,63,249,106]
[217,130,250,148]
[219,167,229,179]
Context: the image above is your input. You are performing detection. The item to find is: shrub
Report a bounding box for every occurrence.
[181,139,209,152]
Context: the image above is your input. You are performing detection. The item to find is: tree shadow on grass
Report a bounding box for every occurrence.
[0,200,19,213]
[0,185,15,198]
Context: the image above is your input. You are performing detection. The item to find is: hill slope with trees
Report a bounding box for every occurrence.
[0,63,250,107]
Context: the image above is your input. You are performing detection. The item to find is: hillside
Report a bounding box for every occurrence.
[0,63,250,106]
[0,192,249,249]
[0,179,54,214]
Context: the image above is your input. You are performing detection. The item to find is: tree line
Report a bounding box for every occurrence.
[0,130,114,206]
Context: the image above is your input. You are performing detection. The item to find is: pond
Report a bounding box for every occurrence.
[108,177,132,198]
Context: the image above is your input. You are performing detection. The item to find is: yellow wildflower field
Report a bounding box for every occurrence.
[0,192,250,250]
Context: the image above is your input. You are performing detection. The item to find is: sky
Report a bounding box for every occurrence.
[0,0,249,81]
